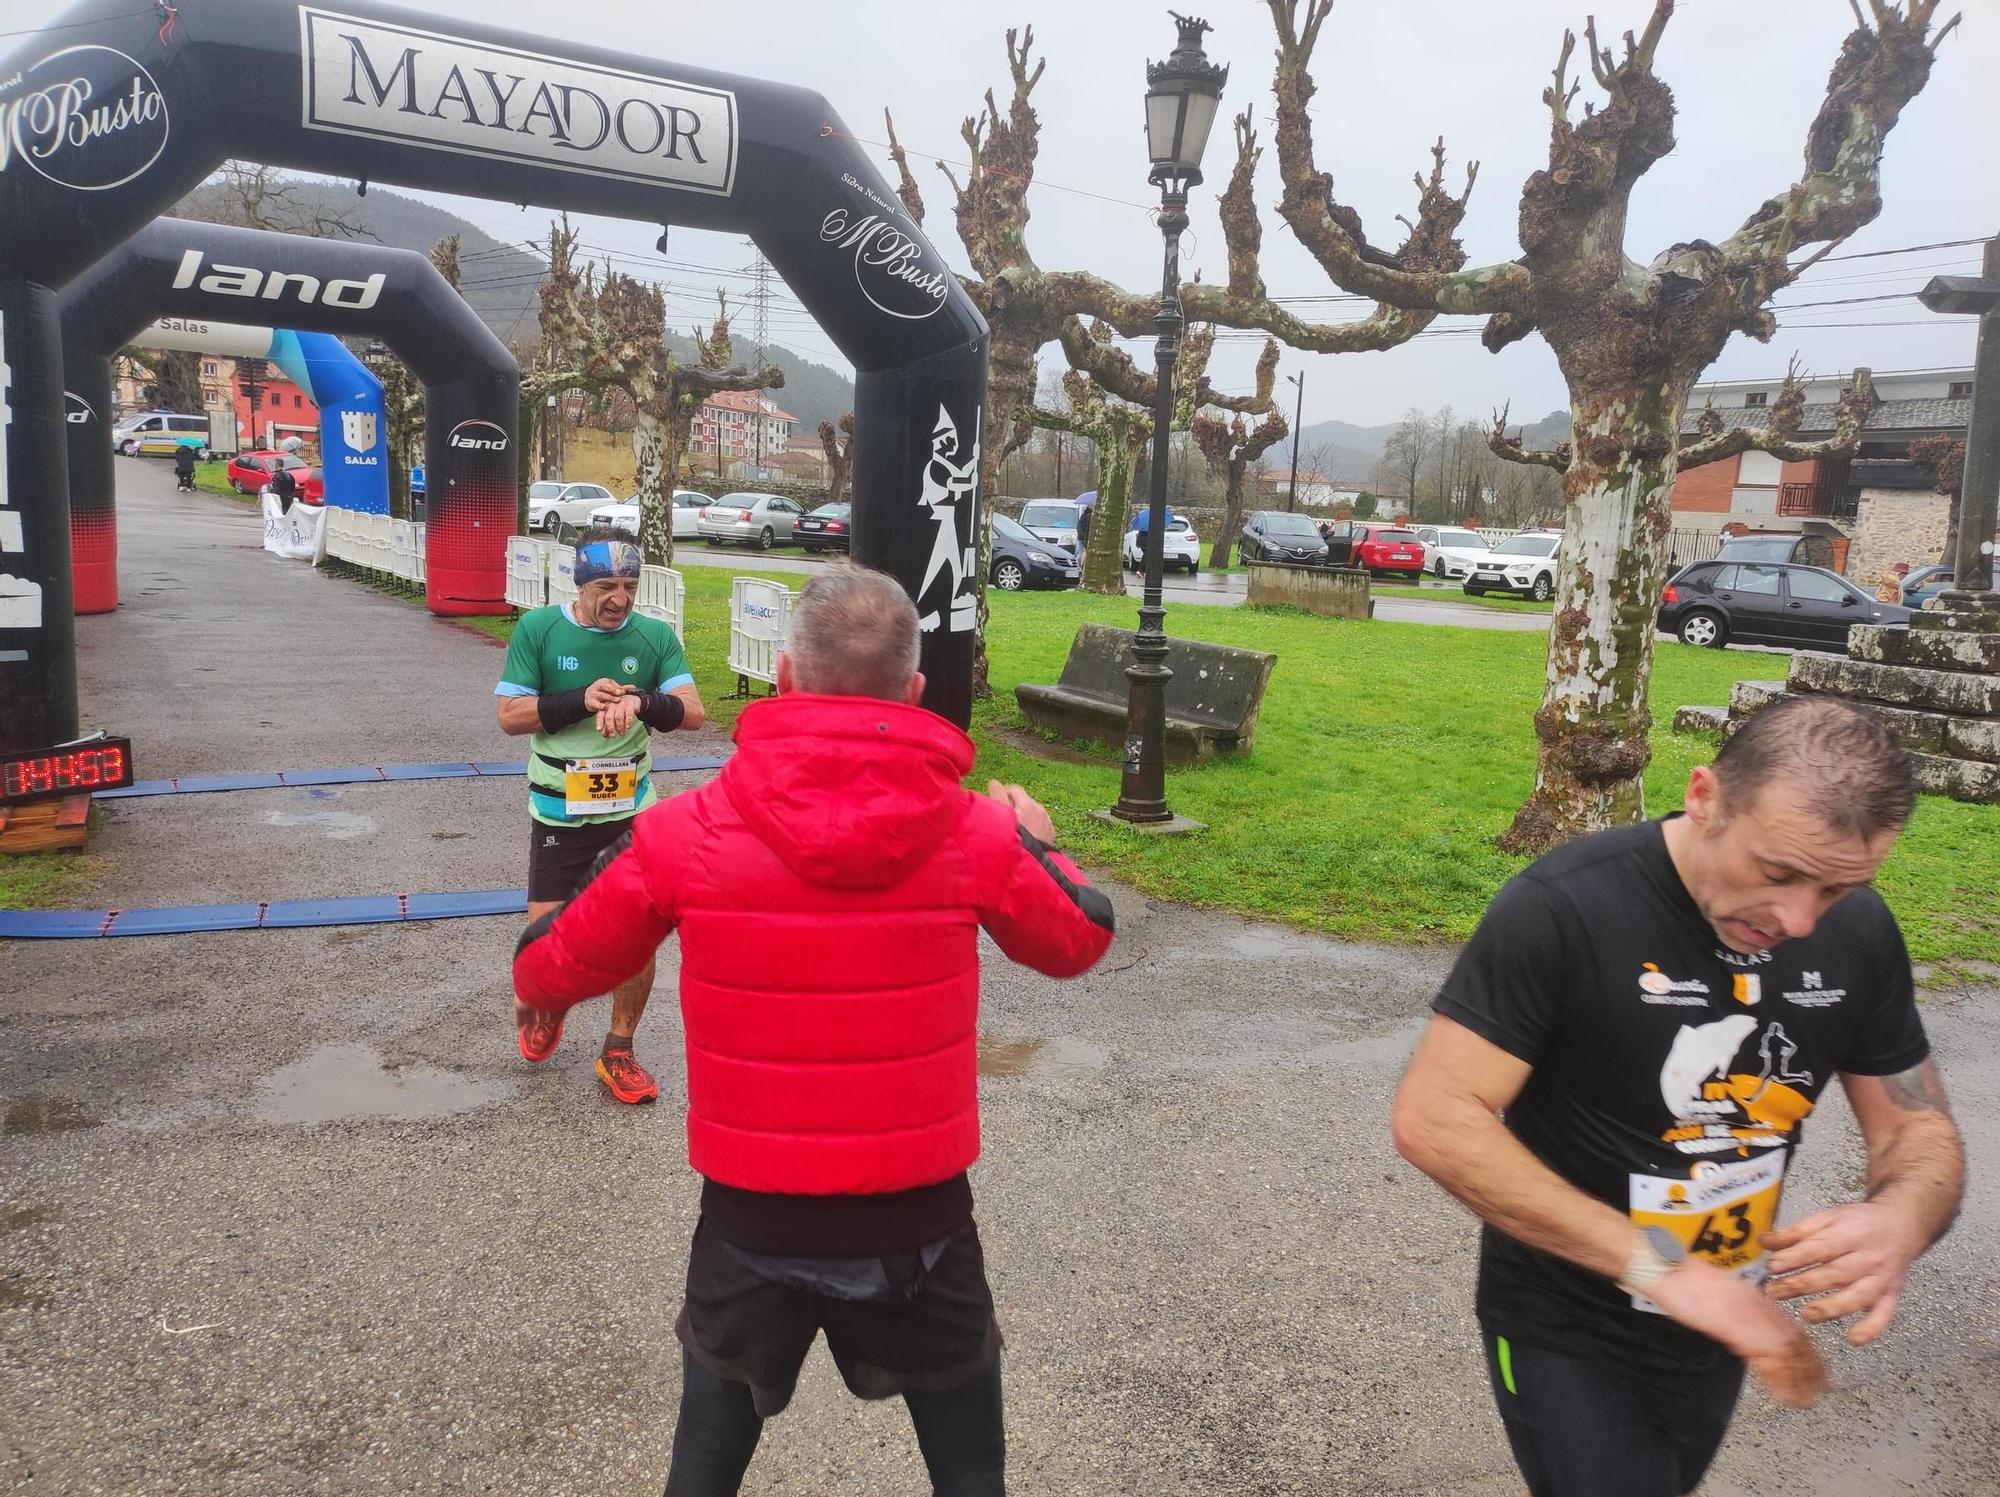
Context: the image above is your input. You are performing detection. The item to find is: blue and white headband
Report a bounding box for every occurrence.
[575,540,643,584]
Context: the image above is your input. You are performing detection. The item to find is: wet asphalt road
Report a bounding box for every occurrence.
[1,464,1994,1496]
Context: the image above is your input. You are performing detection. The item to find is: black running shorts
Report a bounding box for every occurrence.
[1481,1323,1745,1497]
[677,1216,1002,1418]
[526,817,633,904]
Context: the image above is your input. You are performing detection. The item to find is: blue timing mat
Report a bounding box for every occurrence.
[0,756,732,938]
[95,758,727,799]
[0,888,529,940]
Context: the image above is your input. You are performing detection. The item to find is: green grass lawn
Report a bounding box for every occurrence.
[967,589,1997,973]
[192,459,249,504]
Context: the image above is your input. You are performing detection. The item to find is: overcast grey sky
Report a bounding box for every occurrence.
[393,0,1996,429]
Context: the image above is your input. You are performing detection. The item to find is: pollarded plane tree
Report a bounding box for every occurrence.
[1260,0,1955,852]
[1194,341,1289,568]
[536,219,783,568]
[1027,318,1280,594]
[883,26,1481,688]
[820,412,855,504]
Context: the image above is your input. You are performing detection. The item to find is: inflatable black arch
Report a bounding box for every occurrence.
[0,0,989,754]
[60,217,519,614]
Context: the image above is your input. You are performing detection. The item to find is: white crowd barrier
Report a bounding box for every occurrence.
[389,519,418,583]
[546,544,579,610]
[505,534,546,609]
[311,511,696,633]
[636,565,686,638]
[728,576,794,691]
[323,507,355,563]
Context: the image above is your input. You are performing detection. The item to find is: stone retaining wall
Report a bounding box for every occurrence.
[1245,561,1374,619]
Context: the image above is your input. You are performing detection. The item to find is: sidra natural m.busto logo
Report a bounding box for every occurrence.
[0,44,170,192]
[300,10,737,195]
[819,208,950,322]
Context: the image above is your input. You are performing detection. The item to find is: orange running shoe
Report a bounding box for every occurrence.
[517,1003,564,1063]
[596,1045,659,1105]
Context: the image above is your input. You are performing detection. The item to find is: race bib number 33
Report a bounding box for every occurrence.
[1628,1152,1786,1312]
[563,757,638,818]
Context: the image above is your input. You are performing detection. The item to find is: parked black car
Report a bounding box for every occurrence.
[795,502,852,553]
[991,511,1080,591]
[1713,531,1838,570]
[1240,510,1329,564]
[1657,560,1911,652]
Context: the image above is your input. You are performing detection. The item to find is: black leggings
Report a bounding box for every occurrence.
[664,1347,1006,1497]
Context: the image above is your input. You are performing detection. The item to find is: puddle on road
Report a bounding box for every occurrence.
[978,1033,1109,1079]
[978,1036,1042,1076]
[251,1042,513,1123]
[263,809,376,841]
[4,1096,99,1135]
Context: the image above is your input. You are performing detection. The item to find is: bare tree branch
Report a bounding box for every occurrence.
[1677,368,1875,471]
[1719,1,1955,322]
[882,110,926,225]
[1489,403,1573,472]
[1263,2,1529,318]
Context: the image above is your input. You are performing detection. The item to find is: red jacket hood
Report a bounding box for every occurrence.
[722,694,976,890]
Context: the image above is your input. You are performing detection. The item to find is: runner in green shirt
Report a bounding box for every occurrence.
[495,527,704,1103]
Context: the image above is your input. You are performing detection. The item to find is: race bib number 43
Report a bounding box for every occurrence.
[563,757,638,818]
[1628,1152,1786,1312]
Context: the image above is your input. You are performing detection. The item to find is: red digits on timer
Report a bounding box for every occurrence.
[3,746,127,797]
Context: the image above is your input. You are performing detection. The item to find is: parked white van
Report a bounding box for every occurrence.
[113,412,212,458]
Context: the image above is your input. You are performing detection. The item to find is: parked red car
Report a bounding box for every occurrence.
[227,450,318,499]
[1333,521,1426,580]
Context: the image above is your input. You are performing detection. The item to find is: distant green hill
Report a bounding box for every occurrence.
[169,174,857,430]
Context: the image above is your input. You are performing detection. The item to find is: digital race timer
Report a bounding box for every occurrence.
[0,738,135,803]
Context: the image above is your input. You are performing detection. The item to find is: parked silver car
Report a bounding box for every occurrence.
[697,492,804,549]
[1019,498,1086,553]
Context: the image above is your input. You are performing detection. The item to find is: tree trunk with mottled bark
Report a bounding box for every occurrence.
[1507,382,1687,849]
[1257,0,1951,852]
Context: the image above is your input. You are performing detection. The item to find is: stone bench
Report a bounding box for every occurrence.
[1015,622,1277,763]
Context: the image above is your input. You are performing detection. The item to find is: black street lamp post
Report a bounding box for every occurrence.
[1109,12,1227,827]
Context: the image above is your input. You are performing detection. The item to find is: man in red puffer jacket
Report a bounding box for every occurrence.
[513,564,1114,1497]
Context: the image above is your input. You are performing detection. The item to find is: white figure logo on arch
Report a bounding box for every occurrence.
[917,403,979,634]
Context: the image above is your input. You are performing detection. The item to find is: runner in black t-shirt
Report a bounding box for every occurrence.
[1393,696,1965,1497]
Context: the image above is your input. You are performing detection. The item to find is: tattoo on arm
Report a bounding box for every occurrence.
[1882,1059,1952,1115]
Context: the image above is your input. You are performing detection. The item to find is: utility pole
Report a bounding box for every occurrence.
[747,242,771,477]
[1284,370,1305,512]
[1918,233,1999,595]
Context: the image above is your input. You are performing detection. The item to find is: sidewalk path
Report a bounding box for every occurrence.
[1,462,1993,1495]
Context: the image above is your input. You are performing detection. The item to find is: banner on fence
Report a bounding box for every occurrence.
[263,493,328,563]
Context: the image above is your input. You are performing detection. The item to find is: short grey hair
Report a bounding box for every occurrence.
[1714,694,1917,841]
[784,564,921,701]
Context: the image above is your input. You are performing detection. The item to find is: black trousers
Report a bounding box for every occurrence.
[666,1218,1006,1496]
[665,1346,1004,1497]
[1482,1323,1745,1497]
